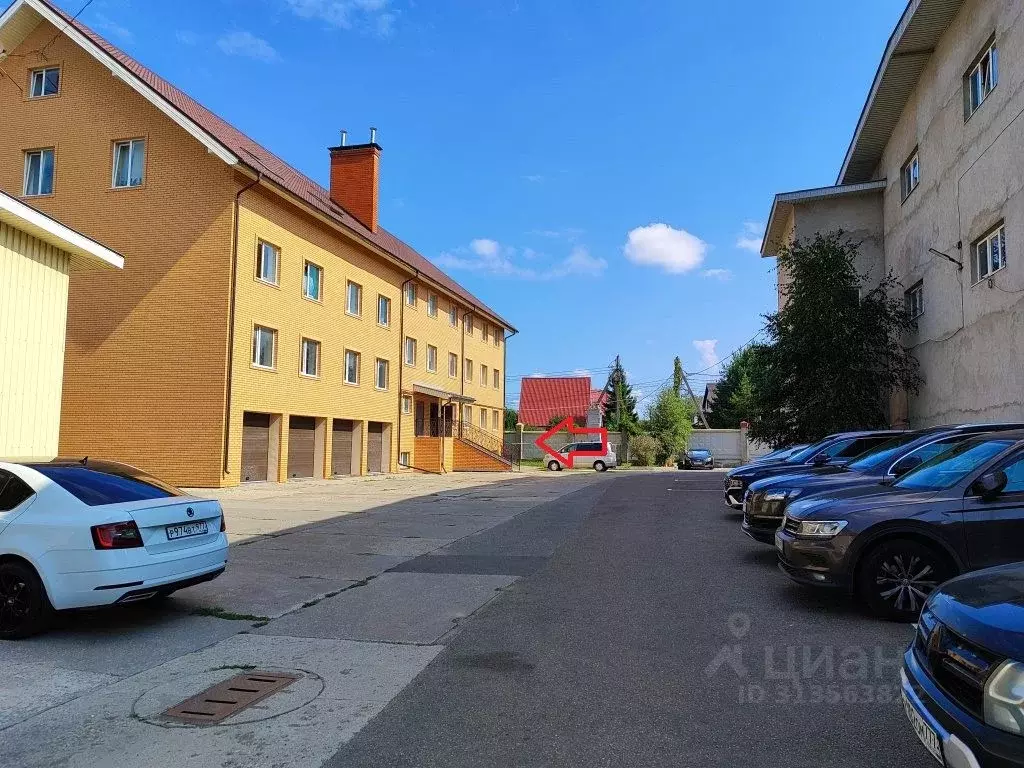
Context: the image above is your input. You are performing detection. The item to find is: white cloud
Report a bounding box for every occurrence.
[283,0,397,36]
[523,174,544,183]
[571,369,592,378]
[702,268,733,281]
[736,221,765,253]
[693,339,720,371]
[176,30,199,46]
[217,31,281,62]
[624,223,707,274]
[91,13,133,42]
[437,239,606,280]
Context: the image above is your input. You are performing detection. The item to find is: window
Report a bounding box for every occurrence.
[905,281,924,319]
[404,337,417,366]
[346,281,362,316]
[426,344,438,372]
[998,453,1024,494]
[482,323,490,343]
[463,405,472,423]
[973,223,1007,283]
[344,350,360,384]
[401,395,412,414]
[0,470,34,511]
[481,364,488,384]
[29,66,60,98]
[23,148,54,196]
[480,409,487,429]
[26,463,179,506]
[112,138,145,188]
[256,240,279,285]
[427,293,438,317]
[377,295,391,327]
[400,451,411,466]
[449,352,458,378]
[449,303,458,327]
[300,337,320,377]
[493,368,500,388]
[492,410,500,430]
[966,40,998,119]
[252,325,276,369]
[494,327,502,346]
[405,282,417,307]
[303,261,322,301]
[901,149,919,201]
[375,358,389,390]
[465,314,474,335]
[465,358,473,382]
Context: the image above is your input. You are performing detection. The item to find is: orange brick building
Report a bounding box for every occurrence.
[0,0,515,486]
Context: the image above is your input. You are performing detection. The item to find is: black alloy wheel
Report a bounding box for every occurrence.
[857,539,953,622]
[0,560,52,640]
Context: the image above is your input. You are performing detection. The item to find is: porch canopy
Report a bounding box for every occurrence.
[411,382,475,404]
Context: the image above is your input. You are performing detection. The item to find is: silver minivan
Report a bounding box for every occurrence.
[546,441,617,472]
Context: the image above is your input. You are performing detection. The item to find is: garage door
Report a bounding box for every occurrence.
[288,416,316,478]
[332,419,354,476]
[367,422,384,474]
[241,412,270,482]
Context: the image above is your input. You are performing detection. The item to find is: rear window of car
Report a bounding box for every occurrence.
[29,464,182,507]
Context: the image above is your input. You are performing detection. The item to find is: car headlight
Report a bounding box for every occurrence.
[794,520,848,538]
[985,660,1024,736]
[764,491,788,502]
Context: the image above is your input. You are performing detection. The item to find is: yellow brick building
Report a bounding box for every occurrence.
[0,0,515,486]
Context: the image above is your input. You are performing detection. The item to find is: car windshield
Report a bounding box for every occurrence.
[30,461,183,507]
[893,438,1014,491]
[848,432,930,472]
[785,439,832,464]
[689,450,711,457]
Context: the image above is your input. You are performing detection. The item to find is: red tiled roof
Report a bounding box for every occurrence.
[37,0,513,331]
[519,377,591,427]
[590,388,608,407]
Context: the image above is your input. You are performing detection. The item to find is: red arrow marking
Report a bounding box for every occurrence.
[534,417,609,465]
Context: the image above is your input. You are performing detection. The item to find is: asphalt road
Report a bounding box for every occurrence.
[326,471,935,768]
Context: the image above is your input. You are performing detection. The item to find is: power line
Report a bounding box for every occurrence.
[683,326,768,377]
[39,0,96,58]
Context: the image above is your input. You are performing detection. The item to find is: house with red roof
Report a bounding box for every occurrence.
[519,377,597,427]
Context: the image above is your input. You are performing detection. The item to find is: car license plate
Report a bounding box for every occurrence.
[775,532,784,554]
[902,689,944,764]
[166,521,209,540]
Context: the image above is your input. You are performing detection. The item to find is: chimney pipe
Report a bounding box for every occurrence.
[370,127,377,145]
[328,131,381,233]
[340,130,347,146]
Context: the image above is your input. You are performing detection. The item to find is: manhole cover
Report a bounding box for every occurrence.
[162,671,299,725]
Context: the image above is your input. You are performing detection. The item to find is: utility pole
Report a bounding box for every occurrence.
[681,368,710,430]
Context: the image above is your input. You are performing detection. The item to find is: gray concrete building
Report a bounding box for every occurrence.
[762,0,1024,427]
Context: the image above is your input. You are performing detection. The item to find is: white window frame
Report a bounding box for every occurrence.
[905,281,924,320]
[479,409,487,429]
[401,395,412,414]
[492,410,499,430]
[465,314,474,336]
[404,337,417,367]
[256,240,280,285]
[481,364,488,384]
[346,280,363,317]
[300,337,321,378]
[465,358,473,383]
[494,328,502,346]
[375,358,389,390]
[252,325,277,370]
[112,138,146,189]
[463,405,472,423]
[29,66,60,98]
[493,368,500,388]
[449,303,458,327]
[427,293,438,317]
[901,149,919,202]
[344,349,360,385]
[399,451,411,466]
[966,40,998,120]
[23,148,55,197]
[482,323,489,343]
[303,261,323,301]
[448,352,458,378]
[405,282,417,307]
[426,344,438,373]
[377,294,391,327]
[972,223,1007,284]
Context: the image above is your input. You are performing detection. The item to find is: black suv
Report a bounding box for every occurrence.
[776,430,1024,621]
[742,424,1024,544]
[902,563,1024,767]
[722,431,901,509]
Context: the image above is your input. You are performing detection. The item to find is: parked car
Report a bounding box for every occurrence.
[902,562,1024,767]
[678,448,715,470]
[546,441,617,472]
[775,430,1024,621]
[752,444,810,464]
[0,459,228,639]
[742,423,1024,544]
[723,431,902,509]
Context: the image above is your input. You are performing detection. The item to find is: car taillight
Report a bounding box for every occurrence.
[91,521,143,549]
[219,515,226,533]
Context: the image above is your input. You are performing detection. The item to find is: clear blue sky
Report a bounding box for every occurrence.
[58,0,904,411]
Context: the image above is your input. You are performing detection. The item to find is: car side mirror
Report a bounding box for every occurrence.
[811,453,829,466]
[972,470,1008,500]
[891,455,923,477]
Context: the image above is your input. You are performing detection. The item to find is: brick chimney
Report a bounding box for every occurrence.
[328,128,381,233]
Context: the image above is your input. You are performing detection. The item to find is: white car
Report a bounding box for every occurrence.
[545,441,617,472]
[0,459,228,639]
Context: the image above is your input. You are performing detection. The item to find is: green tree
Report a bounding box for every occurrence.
[603,360,640,436]
[628,434,660,467]
[547,414,568,428]
[672,356,684,396]
[646,388,696,464]
[504,408,519,431]
[747,231,920,447]
[707,346,763,429]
